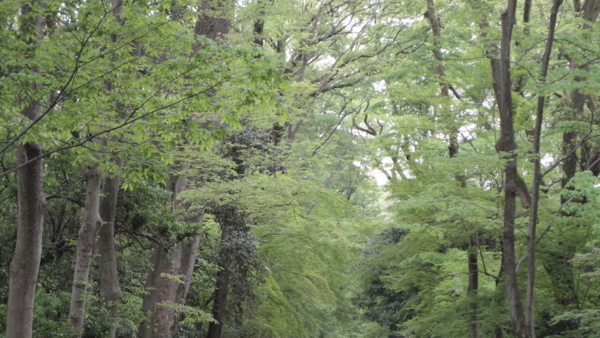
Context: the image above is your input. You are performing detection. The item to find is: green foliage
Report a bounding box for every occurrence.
[3,0,600,337]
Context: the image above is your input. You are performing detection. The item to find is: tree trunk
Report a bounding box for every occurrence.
[138,245,183,338]
[138,175,183,338]
[95,0,133,334]
[205,211,234,338]
[525,2,563,337]
[500,84,528,338]
[138,174,204,338]
[98,158,124,338]
[5,3,45,337]
[6,143,45,338]
[152,247,183,338]
[205,265,231,338]
[140,224,203,338]
[69,164,103,335]
[496,1,529,337]
[494,264,506,338]
[175,228,202,305]
[205,205,254,338]
[194,0,233,44]
[138,248,162,338]
[468,234,480,338]
[170,214,204,336]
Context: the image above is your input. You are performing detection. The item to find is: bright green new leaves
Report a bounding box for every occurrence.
[1,0,290,186]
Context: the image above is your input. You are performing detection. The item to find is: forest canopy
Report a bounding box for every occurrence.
[1,0,600,337]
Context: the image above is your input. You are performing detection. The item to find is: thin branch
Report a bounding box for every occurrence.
[516,196,574,275]
[0,79,228,179]
[46,195,85,207]
[0,20,169,156]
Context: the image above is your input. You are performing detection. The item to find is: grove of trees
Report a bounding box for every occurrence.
[1,0,600,337]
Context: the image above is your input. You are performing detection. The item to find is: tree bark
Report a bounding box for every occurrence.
[138,248,161,338]
[468,234,480,338]
[96,1,137,334]
[140,221,203,338]
[204,204,256,338]
[5,2,45,337]
[497,1,529,337]
[205,267,231,338]
[6,142,45,338]
[138,175,185,338]
[98,158,125,338]
[152,247,183,338]
[170,214,203,336]
[194,0,233,44]
[175,226,202,305]
[135,0,231,323]
[205,215,236,338]
[138,172,205,338]
[138,244,183,338]
[69,163,103,335]
[525,2,562,337]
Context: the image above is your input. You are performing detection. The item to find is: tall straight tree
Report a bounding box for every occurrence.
[68,161,103,335]
[494,0,528,336]
[525,2,563,337]
[5,1,45,337]
[97,1,130,336]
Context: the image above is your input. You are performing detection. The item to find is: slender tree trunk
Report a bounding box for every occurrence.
[135,0,222,321]
[69,164,103,335]
[424,0,459,158]
[95,1,136,334]
[175,228,202,305]
[525,3,563,337]
[141,221,203,338]
[170,214,204,336]
[138,248,162,338]
[496,1,529,337]
[468,234,480,338]
[5,3,45,337]
[98,158,124,338]
[206,221,235,338]
[493,264,506,338]
[499,76,528,338]
[205,267,231,338]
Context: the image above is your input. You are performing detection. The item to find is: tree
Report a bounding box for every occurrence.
[5,1,45,337]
